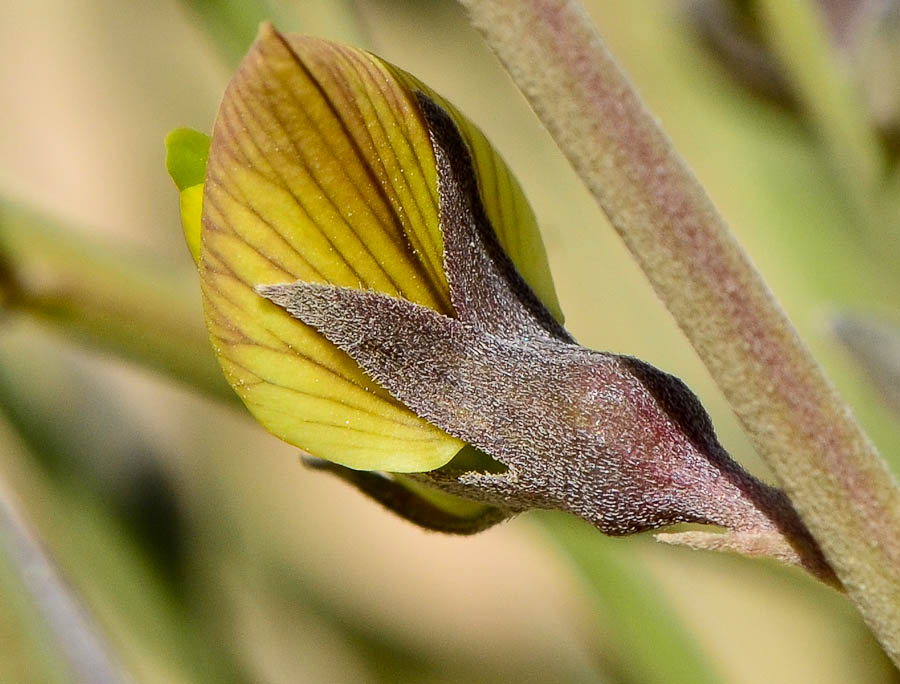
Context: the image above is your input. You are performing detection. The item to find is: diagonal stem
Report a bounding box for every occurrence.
[0,473,129,684]
[457,0,900,663]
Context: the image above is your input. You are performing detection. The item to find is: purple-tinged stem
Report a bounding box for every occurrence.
[457,0,900,663]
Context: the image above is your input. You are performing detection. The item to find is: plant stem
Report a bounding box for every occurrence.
[0,201,235,404]
[457,0,900,663]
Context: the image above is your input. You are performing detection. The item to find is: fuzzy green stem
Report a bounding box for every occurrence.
[0,201,234,404]
[457,0,900,663]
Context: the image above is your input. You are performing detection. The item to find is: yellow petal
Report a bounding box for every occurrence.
[179,183,204,266]
[200,24,562,471]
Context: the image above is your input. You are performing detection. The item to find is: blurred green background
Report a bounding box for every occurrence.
[1,0,899,682]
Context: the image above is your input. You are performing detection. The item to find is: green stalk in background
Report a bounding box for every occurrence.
[539,515,721,684]
[456,0,900,664]
[755,0,895,263]
[179,0,371,67]
[0,201,234,403]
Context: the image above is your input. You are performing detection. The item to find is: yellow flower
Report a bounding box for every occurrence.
[166,26,835,582]
[169,24,561,473]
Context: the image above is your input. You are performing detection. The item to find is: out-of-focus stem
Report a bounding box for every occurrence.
[756,0,895,259]
[457,0,900,663]
[178,0,289,69]
[178,0,371,68]
[538,516,720,684]
[832,313,900,417]
[0,202,234,404]
[0,473,128,684]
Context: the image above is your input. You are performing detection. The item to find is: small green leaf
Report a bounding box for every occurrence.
[165,128,210,191]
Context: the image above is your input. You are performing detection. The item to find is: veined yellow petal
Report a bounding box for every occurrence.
[199,24,562,471]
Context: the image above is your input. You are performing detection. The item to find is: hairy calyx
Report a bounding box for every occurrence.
[259,93,837,587]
